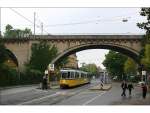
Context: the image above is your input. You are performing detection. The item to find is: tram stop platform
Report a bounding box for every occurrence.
[89,84,112,91]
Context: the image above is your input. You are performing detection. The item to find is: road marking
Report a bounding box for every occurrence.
[82,91,106,105]
[18,83,99,105]
[19,85,89,105]
[18,93,58,105]
[80,91,101,95]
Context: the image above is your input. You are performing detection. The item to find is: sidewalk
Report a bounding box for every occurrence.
[0,81,60,90]
[89,84,112,91]
[112,93,150,105]
[0,84,38,90]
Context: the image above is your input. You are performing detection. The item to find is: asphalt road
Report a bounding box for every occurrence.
[57,82,142,105]
[0,80,143,105]
[0,80,98,105]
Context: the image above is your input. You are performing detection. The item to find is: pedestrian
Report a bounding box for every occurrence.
[42,74,48,90]
[127,82,134,96]
[121,80,128,97]
[141,83,147,99]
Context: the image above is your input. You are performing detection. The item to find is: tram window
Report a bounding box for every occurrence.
[61,72,67,79]
[67,72,71,78]
[81,73,84,78]
[83,74,86,78]
[75,72,79,78]
[75,72,77,78]
[85,74,87,78]
[70,72,74,79]
[77,72,79,78]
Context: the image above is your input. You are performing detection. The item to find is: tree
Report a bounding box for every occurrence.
[80,63,98,75]
[4,24,32,38]
[55,57,69,69]
[23,28,32,37]
[137,8,150,35]
[103,51,127,80]
[137,8,150,72]
[124,58,137,75]
[141,44,150,71]
[4,24,17,38]
[27,41,58,72]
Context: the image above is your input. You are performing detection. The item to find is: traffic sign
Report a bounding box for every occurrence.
[45,70,48,74]
[48,64,54,71]
[142,71,146,75]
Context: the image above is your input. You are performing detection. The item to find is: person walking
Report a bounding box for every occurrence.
[42,74,48,90]
[128,82,134,96]
[121,80,128,97]
[141,83,147,99]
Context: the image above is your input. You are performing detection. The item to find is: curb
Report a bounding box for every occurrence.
[50,85,60,89]
[0,84,38,90]
[89,84,112,91]
[37,85,60,90]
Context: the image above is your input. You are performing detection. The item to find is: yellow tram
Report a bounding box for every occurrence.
[60,69,90,88]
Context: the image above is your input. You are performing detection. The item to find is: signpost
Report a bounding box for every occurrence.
[47,64,55,88]
[142,70,147,83]
[44,70,48,75]
[142,71,146,76]
[48,64,54,71]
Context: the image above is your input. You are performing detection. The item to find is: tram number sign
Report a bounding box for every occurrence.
[48,64,54,71]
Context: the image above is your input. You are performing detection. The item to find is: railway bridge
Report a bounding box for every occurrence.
[0,34,143,71]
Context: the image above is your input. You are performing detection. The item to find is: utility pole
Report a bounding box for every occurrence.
[34,12,36,38]
[41,22,43,35]
[0,7,1,37]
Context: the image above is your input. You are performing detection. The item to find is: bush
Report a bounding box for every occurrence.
[0,65,43,87]
[0,65,19,87]
[21,69,43,84]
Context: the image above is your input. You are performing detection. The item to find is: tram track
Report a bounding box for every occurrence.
[18,81,99,105]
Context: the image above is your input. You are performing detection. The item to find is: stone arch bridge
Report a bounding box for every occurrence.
[1,34,143,71]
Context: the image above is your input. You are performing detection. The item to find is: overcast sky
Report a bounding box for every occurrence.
[0,8,146,68]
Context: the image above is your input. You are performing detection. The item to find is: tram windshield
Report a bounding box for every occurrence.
[61,72,72,79]
[61,72,68,79]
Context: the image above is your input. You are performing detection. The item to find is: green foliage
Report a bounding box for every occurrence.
[137,8,150,44]
[137,8,150,35]
[103,51,127,79]
[4,24,32,38]
[80,63,98,74]
[0,64,43,87]
[0,43,8,64]
[28,41,58,72]
[0,65,19,86]
[56,57,69,68]
[21,69,43,84]
[141,44,150,71]
[137,8,150,72]
[124,58,137,75]
[0,41,44,87]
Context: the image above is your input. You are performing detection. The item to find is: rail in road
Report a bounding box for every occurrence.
[1,81,145,105]
[0,80,100,105]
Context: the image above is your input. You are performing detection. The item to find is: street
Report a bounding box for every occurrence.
[0,80,149,105]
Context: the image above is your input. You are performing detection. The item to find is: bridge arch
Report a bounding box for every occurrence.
[51,43,140,66]
[5,49,19,67]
